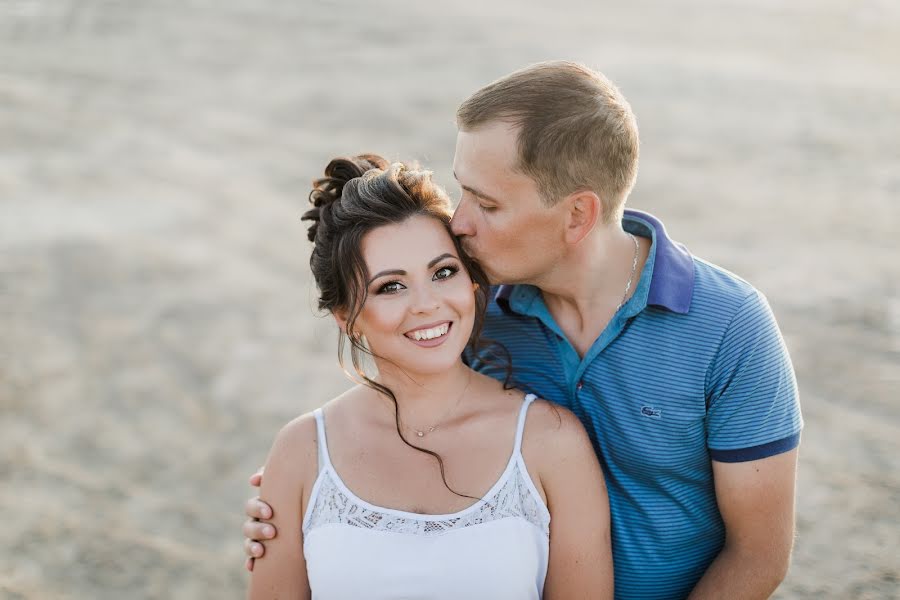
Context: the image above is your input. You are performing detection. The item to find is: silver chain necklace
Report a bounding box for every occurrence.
[402,373,472,438]
[616,233,640,311]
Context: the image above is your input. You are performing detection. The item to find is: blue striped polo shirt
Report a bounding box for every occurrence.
[467,209,802,599]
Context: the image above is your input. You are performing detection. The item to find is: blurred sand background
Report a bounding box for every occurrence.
[1,0,898,598]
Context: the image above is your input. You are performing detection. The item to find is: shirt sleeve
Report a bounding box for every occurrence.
[705,290,803,462]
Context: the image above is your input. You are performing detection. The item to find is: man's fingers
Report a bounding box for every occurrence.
[244,497,273,520]
[248,467,265,487]
[244,537,265,559]
[243,518,276,541]
[243,471,271,572]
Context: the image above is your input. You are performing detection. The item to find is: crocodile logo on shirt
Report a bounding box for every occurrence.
[640,406,662,418]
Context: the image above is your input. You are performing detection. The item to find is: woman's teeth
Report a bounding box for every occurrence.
[409,323,450,341]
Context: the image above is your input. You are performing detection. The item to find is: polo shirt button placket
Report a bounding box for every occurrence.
[576,380,584,391]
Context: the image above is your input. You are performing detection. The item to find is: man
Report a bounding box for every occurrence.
[243,61,802,599]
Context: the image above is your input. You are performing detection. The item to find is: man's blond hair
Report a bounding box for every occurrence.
[456,61,639,224]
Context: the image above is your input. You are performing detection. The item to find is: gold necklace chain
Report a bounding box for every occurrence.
[401,372,472,438]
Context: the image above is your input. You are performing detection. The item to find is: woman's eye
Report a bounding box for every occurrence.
[434,266,458,280]
[479,204,496,212]
[377,281,404,294]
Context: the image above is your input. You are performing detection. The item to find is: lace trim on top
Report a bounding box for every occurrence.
[304,459,549,538]
[302,394,550,538]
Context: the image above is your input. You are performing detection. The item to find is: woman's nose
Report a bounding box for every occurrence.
[410,284,440,313]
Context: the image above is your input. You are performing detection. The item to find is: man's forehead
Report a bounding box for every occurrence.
[455,122,519,156]
[455,130,521,180]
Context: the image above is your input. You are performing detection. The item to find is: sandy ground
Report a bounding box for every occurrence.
[1,0,898,598]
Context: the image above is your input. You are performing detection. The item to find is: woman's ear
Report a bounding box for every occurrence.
[332,309,348,334]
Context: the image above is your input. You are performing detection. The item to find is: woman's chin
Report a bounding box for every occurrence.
[371,347,467,378]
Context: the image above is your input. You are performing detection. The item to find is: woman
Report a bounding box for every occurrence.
[247,155,612,599]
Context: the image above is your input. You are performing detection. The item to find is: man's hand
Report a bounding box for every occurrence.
[243,468,277,572]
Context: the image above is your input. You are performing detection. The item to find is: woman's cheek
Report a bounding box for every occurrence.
[359,298,405,335]
[451,280,477,316]
[381,302,409,331]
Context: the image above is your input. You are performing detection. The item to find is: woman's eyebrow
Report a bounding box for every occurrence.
[427,253,457,268]
[367,254,458,284]
[367,269,404,285]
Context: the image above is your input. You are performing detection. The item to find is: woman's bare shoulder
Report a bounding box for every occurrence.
[270,385,367,453]
[524,397,585,434]
[264,412,319,487]
[521,398,595,465]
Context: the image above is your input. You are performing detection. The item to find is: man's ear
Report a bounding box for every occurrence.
[563,190,602,245]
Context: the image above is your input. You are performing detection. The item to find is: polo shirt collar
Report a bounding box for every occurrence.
[495,209,694,315]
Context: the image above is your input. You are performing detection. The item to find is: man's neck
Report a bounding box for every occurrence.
[532,222,649,352]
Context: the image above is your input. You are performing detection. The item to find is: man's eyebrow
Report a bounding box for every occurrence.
[452,171,501,204]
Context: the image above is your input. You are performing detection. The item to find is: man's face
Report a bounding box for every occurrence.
[451,121,568,285]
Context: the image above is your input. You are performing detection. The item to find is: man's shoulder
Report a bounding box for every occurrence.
[691,255,757,298]
[687,256,769,322]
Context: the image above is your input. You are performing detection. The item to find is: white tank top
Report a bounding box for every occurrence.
[302,394,550,600]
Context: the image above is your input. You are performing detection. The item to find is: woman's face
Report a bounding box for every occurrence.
[347,215,476,377]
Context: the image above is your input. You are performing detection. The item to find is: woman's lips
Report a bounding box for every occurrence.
[404,322,452,348]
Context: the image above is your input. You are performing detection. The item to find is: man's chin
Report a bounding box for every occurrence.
[478,266,503,286]
[484,271,501,286]
[464,251,496,283]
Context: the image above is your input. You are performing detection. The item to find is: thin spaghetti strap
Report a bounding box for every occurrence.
[313,407,332,472]
[513,394,537,454]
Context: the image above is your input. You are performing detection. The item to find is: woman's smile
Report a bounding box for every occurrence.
[404,321,453,347]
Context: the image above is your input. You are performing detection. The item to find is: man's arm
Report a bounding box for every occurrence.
[688,449,798,599]
[693,288,802,597]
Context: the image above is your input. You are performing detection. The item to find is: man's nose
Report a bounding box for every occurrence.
[450,197,474,236]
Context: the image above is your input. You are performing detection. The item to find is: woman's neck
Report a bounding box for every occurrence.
[370,359,474,423]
